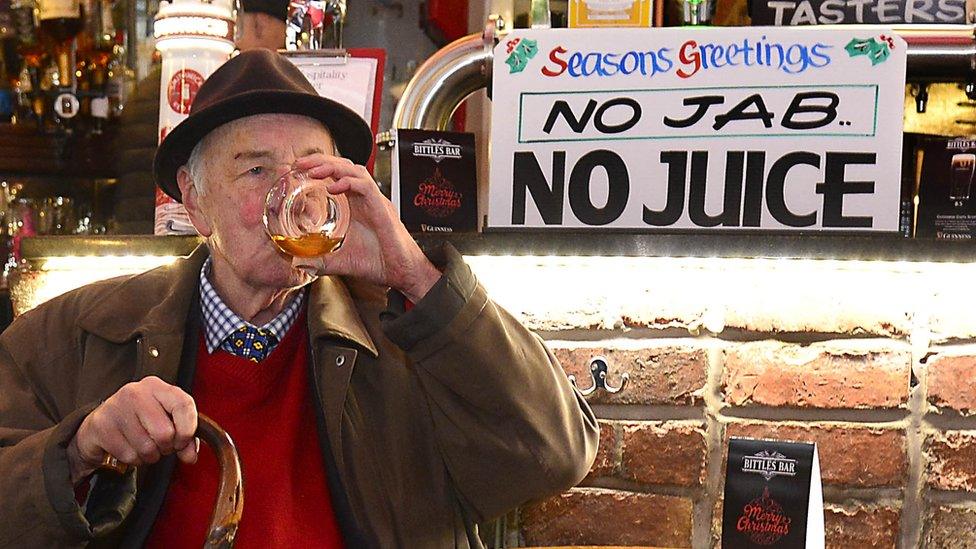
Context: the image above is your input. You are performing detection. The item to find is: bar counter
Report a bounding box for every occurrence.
[11,231,976,546]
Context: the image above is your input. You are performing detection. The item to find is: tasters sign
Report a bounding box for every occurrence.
[488,28,907,232]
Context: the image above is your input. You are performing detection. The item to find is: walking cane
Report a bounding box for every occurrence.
[99,413,244,548]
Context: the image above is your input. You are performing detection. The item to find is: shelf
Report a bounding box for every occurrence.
[0,123,119,179]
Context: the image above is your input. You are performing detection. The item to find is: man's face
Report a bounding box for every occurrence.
[180,113,336,291]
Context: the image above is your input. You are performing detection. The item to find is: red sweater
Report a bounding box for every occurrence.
[146,311,344,548]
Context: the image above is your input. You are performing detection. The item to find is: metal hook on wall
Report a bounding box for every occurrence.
[569,355,629,398]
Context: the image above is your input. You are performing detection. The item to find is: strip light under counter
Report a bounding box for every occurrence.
[11,236,202,317]
[12,233,976,345]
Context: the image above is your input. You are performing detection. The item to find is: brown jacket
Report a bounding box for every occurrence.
[0,244,598,548]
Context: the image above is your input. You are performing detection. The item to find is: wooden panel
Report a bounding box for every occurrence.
[0,123,119,178]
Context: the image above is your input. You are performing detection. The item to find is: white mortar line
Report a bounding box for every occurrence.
[697,340,727,548]
[903,315,929,549]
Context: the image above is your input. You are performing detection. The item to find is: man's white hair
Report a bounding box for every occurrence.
[185,135,211,196]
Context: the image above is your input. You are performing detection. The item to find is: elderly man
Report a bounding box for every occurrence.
[0,50,598,547]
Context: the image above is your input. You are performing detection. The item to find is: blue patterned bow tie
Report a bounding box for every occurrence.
[226,326,279,362]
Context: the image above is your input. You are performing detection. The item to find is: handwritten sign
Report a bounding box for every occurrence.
[750,0,966,25]
[488,28,907,232]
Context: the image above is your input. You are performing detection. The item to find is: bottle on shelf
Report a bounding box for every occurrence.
[19,44,47,127]
[0,0,19,123]
[0,63,13,124]
[38,0,83,89]
[13,63,31,122]
[11,0,40,125]
[83,0,112,132]
[38,0,83,131]
[0,57,13,125]
[105,29,132,119]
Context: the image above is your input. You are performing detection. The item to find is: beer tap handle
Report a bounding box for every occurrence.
[568,355,629,398]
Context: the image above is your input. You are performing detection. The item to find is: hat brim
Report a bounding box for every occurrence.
[153,90,374,203]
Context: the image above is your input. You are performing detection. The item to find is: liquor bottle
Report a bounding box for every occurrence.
[105,30,131,118]
[13,63,31,122]
[9,0,37,44]
[38,0,82,90]
[86,45,110,132]
[0,65,13,124]
[0,7,13,123]
[11,0,39,123]
[84,0,112,132]
[19,43,47,127]
[73,0,92,113]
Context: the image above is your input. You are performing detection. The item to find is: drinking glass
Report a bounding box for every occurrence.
[949,153,975,202]
[264,168,350,258]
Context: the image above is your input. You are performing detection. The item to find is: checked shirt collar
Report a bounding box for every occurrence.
[199,257,306,355]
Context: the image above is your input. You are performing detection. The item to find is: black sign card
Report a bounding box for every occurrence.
[722,437,824,549]
[750,0,966,25]
[392,129,478,233]
[916,137,976,240]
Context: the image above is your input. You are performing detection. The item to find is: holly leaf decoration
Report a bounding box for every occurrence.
[845,37,892,66]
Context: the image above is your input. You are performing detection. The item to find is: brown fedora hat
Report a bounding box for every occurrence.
[153,49,373,202]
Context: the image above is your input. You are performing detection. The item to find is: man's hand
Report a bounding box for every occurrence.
[67,376,199,485]
[291,154,441,302]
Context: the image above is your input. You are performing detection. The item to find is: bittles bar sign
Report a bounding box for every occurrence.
[488,27,907,232]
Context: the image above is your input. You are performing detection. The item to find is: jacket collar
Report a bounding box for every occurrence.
[77,245,208,343]
[78,244,378,357]
[308,275,378,357]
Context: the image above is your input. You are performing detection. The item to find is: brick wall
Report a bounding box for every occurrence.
[466,257,976,548]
